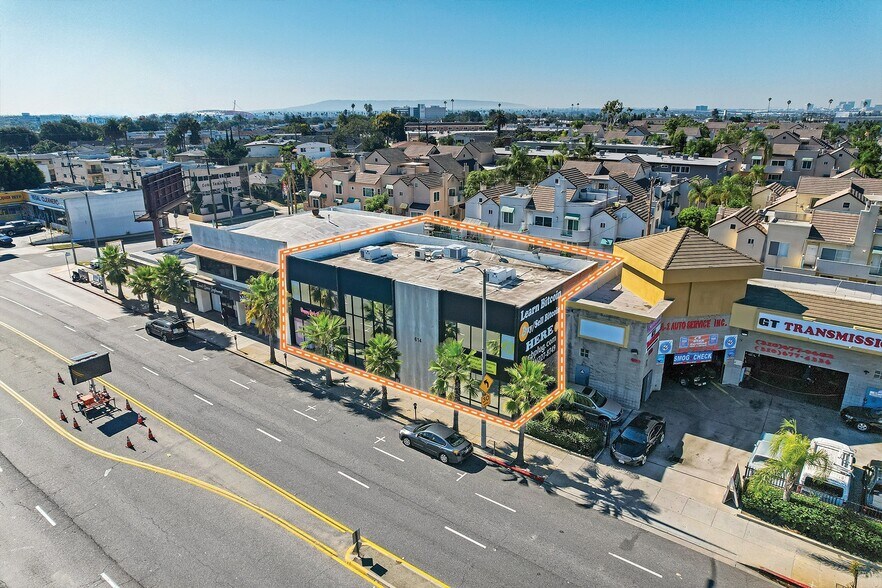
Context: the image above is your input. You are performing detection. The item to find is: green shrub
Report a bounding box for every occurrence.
[526,419,603,456]
[743,481,882,561]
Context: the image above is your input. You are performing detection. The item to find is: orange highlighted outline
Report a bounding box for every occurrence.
[278,215,622,430]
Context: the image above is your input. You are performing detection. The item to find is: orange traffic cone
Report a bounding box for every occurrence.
[126,436,134,450]
[147,428,156,442]
[72,417,80,430]
[57,372,64,384]
[125,398,132,411]
[59,409,68,422]
[52,388,60,400]
[137,413,145,426]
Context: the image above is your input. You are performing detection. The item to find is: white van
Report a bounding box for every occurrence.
[798,437,855,506]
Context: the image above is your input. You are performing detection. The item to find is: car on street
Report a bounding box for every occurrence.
[840,406,882,433]
[145,317,189,342]
[610,412,666,466]
[567,386,624,423]
[399,422,473,464]
[89,257,102,269]
[0,219,42,236]
[0,234,13,247]
[669,363,710,388]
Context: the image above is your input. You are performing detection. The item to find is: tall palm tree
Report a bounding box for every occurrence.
[754,419,829,502]
[688,177,714,206]
[281,161,297,214]
[500,358,555,465]
[296,155,317,202]
[364,333,401,410]
[541,387,583,428]
[302,311,347,385]
[429,339,477,431]
[98,245,129,300]
[747,164,766,185]
[241,273,281,364]
[155,255,190,319]
[745,131,771,165]
[128,265,158,313]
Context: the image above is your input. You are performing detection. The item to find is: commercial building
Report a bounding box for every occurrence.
[0,191,27,222]
[24,186,151,241]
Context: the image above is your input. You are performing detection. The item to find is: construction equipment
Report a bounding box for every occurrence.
[70,384,117,423]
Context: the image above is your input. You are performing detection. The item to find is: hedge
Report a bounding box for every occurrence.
[526,419,604,457]
[743,481,882,561]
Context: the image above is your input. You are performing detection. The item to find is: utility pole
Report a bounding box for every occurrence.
[205,161,218,228]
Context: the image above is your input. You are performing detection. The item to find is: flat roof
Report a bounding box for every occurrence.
[315,242,588,306]
[572,279,671,319]
[230,208,399,248]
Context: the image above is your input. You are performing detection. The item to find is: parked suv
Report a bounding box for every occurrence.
[0,220,42,236]
[668,363,710,388]
[745,432,780,477]
[567,386,624,423]
[798,437,855,506]
[145,317,189,342]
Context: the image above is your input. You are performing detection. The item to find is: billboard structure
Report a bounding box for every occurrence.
[137,164,186,247]
[69,351,112,385]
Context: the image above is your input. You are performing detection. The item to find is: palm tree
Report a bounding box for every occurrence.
[767,97,772,113]
[754,419,829,502]
[688,177,714,206]
[308,285,337,310]
[128,265,159,313]
[574,135,595,160]
[281,161,297,214]
[541,388,583,428]
[364,333,401,410]
[241,273,281,364]
[488,109,508,137]
[296,155,317,202]
[747,164,766,185]
[98,245,128,299]
[155,255,190,319]
[500,357,555,465]
[302,311,347,385]
[429,339,477,431]
[745,131,771,165]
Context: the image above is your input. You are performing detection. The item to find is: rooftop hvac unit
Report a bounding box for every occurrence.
[359,246,392,262]
[486,266,516,285]
[414,246,442,260]
[443,244,468,260]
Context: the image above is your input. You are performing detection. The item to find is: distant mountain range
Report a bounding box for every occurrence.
[260,99,529,113]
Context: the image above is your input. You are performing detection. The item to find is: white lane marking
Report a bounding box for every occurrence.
[229,379,250,390]
[128,325,138,328]
[135,334,149,341]
[475,493,517,513]
[305,405,317,411]
[100,344,114,353]
[35,506,56,527]
[456,472,467,482]
[10,281,72,306]
[100,572,121,588]
[142,366,158,376]
[375,436,385,444]
[337,471,370,489]
[373,446,404,462]
[104,468,112,477]
[256,428,281,442]
[444,526,486,549]
[608,552,663,579]
[64,325,76,332]
[292,408,317,422]
[0,296,43,316]
[193,394,214,406]
[178,354,194,363]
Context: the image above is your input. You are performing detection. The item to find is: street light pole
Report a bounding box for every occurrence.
[457,264,489,448]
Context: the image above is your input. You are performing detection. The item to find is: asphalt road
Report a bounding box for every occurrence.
[0,245,770,587]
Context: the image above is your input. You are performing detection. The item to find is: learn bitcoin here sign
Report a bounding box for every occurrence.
[517,288,562,366]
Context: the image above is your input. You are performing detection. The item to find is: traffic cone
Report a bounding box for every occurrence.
[57,372,64,384]
[137,413,145,426]
[72,417,80,430]
[52,388,60,400]
[147,428,156,442]
[59,409,67,422]
[103,385,107,394]
[126,436,134,450]
[125,398,132,411]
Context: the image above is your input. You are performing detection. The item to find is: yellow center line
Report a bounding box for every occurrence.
[0,378,382,588]
[0,320,448,588]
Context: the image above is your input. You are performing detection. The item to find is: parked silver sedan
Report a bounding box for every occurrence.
[399,422,473,464]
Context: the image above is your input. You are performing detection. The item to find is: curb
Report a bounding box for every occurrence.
[476,453,546,483]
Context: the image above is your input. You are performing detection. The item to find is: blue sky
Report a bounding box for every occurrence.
[1,0,880,115]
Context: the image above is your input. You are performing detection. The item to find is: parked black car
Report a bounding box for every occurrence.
[0,234,13,247]
[0,220,42,236]
[145,317,189,342]
[610,412,666,466]
[669,363,710,388]
[840,406,882,433]
[399,422,473,464]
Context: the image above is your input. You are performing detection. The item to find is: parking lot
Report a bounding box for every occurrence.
[599,378,882,497]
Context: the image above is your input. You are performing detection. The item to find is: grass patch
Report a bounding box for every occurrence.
[526,419,604,457]
[743,480,882,561]
[47,242,82,250]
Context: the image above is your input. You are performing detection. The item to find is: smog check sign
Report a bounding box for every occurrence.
[756,312,882,355]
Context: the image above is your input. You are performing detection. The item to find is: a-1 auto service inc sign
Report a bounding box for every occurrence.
[756,312,882,354]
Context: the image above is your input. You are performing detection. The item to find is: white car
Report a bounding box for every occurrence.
[799,437,855,506]
[89,258,102,269]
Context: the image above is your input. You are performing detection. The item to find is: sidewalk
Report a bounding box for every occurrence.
[56,267,876,588]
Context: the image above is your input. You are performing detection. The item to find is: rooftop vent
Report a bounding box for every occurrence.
[359,246,393,262]
[414,246,442,261]
[486,266,516,285]
[443,244,468,260]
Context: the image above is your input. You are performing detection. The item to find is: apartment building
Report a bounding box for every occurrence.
[52,154,107,187]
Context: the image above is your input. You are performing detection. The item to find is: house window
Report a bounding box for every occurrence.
[363,188,374,198]
[770,159,786,167]
[533,216,552,227]
[730,223,736,229]
[448,188,455,197]
[599,222,606,228]
[320,147,326,152]
[565,217,579,232]
[801,158,813,169]
[335,184,342,194]
[768,241,790,257]
[671,165,690,174]
[820,248,850,262]
[433,210,440,217]
[768,174,782,181]
[579,347,589,358]
[433,191,440,202]
[752,156,762,165]
[300,148,306,152]
[842,202,850,209]
[598,182,608,190]
[502,210,514,224]
[747,238,755,245]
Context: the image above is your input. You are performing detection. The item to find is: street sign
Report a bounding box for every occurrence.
[480,392,491,408]
[352,528,361,557]
[480,374,493,393]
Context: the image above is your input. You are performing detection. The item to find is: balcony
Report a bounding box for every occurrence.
[526,224,591,244]
[814,258,882,280]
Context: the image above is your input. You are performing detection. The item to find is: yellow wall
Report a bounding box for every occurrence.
[687,279,750,316]
[621,266,666,305]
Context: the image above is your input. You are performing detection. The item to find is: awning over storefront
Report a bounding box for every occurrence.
[185,244,278,274]
[190,275,243,301]
[409,202,429,210]
[385,184,395,191]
